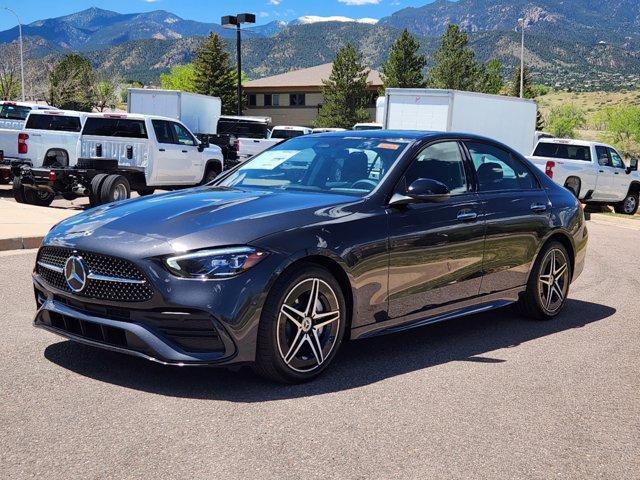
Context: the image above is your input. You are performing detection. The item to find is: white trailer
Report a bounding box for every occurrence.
[127,88,221,136]
[382,88,537,156]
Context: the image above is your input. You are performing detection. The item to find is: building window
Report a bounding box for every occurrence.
[248,94,257,107]
[264,94,272,106]
[290,93,306,106]
[272,94,280,106]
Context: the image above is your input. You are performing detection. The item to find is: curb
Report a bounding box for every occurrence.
[0,236,43,252]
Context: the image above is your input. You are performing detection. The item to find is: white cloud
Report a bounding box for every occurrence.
[144,0,160,3]
[337,0,381,5]
[259,11,270,17]
[268,0,281,5]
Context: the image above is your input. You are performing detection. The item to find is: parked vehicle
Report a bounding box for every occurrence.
[0,101,52,182]
[12,112,223,206]
[127,88,237,163]
[32,130,587,383]
[353,122,382,130]
[17,110,88,169]
[311,128,346,133]
[236,124,311,160]
[218,115,271,162]
[381,88,537,155]
[527,138,640,214]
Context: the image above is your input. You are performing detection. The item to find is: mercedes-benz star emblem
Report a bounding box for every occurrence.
[64,256,87,293]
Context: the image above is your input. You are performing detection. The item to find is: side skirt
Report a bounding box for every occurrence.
[351,287,523,339]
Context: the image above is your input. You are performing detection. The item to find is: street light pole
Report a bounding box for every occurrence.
[518,17,525,99]
[222,13,255,117]
[4,6,25,101]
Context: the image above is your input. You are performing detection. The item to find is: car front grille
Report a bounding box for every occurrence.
[36,246,154,303]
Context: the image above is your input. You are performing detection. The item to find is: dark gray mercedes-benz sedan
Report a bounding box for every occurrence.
[32,131,588,383]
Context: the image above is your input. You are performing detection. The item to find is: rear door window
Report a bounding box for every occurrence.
[82,117,147,139]
[533,142,591,161]
[26,114,81,132]
[466,141,538,191]
[0,104,31,120]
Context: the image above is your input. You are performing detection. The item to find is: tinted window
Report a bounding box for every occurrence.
[0,104,31,120]
[83,118,147,139]
[533,142,591,162]
[219,136,409,197]
[595,146,611,166]
[399,141,468,195]
[264,94,272,107]
[271,129,306,140]
[248,95,257,107]
[26,114,81,132]
[466,141,537,191]
[290,93,305,106]
[152,120,173,144]
[171,122,196,146]
[609,148,625,169]
[217,118,269,139]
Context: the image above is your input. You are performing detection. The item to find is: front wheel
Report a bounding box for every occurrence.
[200,165,221,185]
[516,241,571,320]
[100,174,131,204]
[614,192,639,215]
[253,264,346,383]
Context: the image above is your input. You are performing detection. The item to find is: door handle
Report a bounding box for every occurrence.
[531,203,548,213]
[457,211,478,221]
[159,148,165,152]
[614,171,619,175]
[599,170,604,173]
[181,150,188,153]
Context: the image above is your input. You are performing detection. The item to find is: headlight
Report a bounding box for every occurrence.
[164,247,267,279]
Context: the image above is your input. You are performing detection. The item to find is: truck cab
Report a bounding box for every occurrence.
[528,138,640,214]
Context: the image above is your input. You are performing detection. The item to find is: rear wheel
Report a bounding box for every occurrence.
[253,264,346,383]
[516,241,571,320]
[12,177,26,203]
[89,173,108,207]
[136,187,155,196]
[100,174,130,205]
[24,188,55,207]
[564,177,580,198]
[614,192,639,215]
[200,164,221,185]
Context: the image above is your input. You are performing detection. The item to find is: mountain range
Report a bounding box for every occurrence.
[0,1,639,93]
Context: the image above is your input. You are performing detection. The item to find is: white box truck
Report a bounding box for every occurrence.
[382,88,537,156]
[127,88,221,136]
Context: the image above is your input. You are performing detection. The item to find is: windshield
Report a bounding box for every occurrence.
[218,136,410,196]
[271,129,306,140]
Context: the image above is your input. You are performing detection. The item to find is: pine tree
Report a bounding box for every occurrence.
[315,44,371,129]
[428,24,478,91]
[49,54,95,111]
[476,58,503,94]
[381,29,427,89]
[508,64,535,99]
[193,33,238,114]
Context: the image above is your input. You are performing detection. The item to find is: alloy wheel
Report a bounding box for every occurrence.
[538,248,569,314]
[276,278,341,373]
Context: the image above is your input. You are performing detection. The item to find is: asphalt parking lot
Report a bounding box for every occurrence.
[1,220,639,479]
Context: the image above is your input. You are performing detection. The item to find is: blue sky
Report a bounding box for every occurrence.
[0,0,436,31]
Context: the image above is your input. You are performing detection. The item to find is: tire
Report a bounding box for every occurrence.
[253,263,347,383]
[12,177,26,203]
[100,174,130,205]
[564,177,580,198]
[200,163,221,185]
[89,173,109,207]
[136,187,155,196]
[614,191,639,215]
[516,241,571,321]
[24,188,55,207]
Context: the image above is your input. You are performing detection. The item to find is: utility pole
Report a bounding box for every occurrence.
[4,7,25,101]
[222,13,255,116]
[518,17,525,99]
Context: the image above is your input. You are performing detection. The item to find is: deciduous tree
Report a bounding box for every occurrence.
[49,54,95,111]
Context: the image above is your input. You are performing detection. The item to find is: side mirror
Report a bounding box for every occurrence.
[389,178,451,206]
[627,158,638,174]
[197,140,209,152]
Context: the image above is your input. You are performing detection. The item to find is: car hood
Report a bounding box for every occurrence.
[43,186,361,258]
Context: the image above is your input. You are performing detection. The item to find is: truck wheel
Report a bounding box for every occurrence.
[12,177,26,203]
[564,177,580,198]
[100,174,131,204]
[614,192,639,215]
[136,187,155,196]
[89,173,109,207]
[200,164,221,185]
[24,188,55,207]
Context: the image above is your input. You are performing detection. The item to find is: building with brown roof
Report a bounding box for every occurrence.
[243,63,383,127]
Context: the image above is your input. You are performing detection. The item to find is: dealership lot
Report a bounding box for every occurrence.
[1,220,638,479]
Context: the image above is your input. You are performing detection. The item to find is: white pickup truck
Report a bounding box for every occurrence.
[17,110,88,168]
[0,101,52,181]
[12,112,223,207]
[528,138,640,214]
[237,125,312,160]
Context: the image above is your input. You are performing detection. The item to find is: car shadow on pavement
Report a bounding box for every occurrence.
[44,299,615,401]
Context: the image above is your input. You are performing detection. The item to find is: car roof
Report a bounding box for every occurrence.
[27,109,88,118]
[308,129,509,144]
[537,138,609,148]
